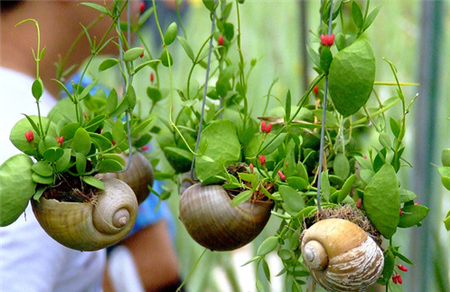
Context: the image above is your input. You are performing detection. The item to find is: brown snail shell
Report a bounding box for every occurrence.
[301,218,384,292]
[98,152,154,204]
[179,183,273,251]
[31,178,138,251]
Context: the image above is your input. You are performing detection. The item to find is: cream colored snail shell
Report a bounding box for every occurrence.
[301,218,384,292]
[98,152,154,204]
[31,178,138,251]
[179,183,273,251]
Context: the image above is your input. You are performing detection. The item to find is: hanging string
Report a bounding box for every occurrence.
[316,0,334,218]
[118,0,133,173]
[189,0,219,181]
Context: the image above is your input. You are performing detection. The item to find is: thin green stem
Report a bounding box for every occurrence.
[176,248,208,292]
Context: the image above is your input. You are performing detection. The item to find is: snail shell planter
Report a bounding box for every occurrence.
[32,177,138,251]
[301,218,384,292]
[179,183,274,251]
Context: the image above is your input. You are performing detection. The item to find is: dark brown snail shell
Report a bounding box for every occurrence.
[179,183,273,251]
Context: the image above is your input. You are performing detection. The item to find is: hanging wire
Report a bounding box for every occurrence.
[189,0,219,181]
[117,0,133,173]
[316,0,334,218]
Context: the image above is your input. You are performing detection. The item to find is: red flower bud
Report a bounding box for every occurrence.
[313,85,319,96]
[392,275,398,284]
[356,198,362,209]
[25,130,34,142]
[278,170,286,181]
[399,209,403,216]
[397,264,408,272]
[259,155,266,166]
[328,34,335,46]
[56,136,64,147]
[140,46,144,58]
[141,145,150,151]
[150,72,155,83]
[397,274,403,284]
[414,202,419,205]
[249,163,254,173]
[111,140,116,146]
[139,1,145,13]
[261,120,266,133]
[265,123,272,134]
[218,35,224,46]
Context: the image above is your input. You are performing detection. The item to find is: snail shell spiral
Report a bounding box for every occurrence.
[32,178,138,251]
[179,183,273,251]
[301,218,384,292]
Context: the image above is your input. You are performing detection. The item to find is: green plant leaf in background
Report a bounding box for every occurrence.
[0,154,36,226]
[398,204,430,228]
[328,38,376,117]
[363,163,400,239]
[71,127,91,155]
[279,185,305,216]
[195,120,241,184]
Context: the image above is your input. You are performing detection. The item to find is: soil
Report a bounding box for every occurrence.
[43,172,97,203]
[225,162,274,202]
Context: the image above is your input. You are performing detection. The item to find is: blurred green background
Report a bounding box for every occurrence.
[117,1,450,291]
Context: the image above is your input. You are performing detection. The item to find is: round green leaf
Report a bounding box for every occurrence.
[32,78,44,101]
[279,185,305,216]
[398,204,429,228]
[31,161,53,177]
[328,38,376,117]
[10,116,56,156]
[0,154,36,226]
[363,164,400,239]
[42,147,64,162]
[71,127,91,155]
[97,159,124,173]
[438,166,450,191]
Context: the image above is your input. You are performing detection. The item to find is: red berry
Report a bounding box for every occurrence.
[278,170,286,181]
[139,2,145,13]
[25,130,34,142]
[141,145,150,151]
[218,35,224,46]
[140,46,144,58]
[259,155,266,166]
[150,72,155,83]
[265,123,272,134]
[260,120,266,133]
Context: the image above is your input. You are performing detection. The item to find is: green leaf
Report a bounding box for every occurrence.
[82,176,105,190]
[76,152,87,174]
[398,204,429,228]
[90,133,113,152]
[328,38,376,117]
[363,164,400,239]
[31,161,53,177]
[71,127,91,155]
[195,120,241,184]
[85,115,106,132]
[363,6,382,31]
[80,2,109,14]
[279,185,305,216]
[32,78,44,101]
[0,154,36,226]
[160,49,173,67]
[257,236,279,256]
[42,147,64,162]
[444,211,450,231]
[131,117,152,138]
[164,22,178,45]
[438,166,450,191]
[106,89,118,115]
[399,189,418,203]
[125,85,136,111]
[112,119,126,146]
[202,0,216,12]
[320,46,333,74]
[333,153,350,179]
[97,159,124,173]
[99,58,119,71]
[338,174,356,203]
[320,170,331,201]
[60,122,80,141]
[378,248,395,285]
[442,149,450,166]
[352,0,364,29]
[306,44,320,69]
[379,132,391,149]
[230,190,253,206]
[147,87,162,103]
[285,90,291,122]
[123,47,144,62]
[32,172,54,184]
[287,176,308,191]
[55,149,72,172]
[178,36,195,61]
[389,117,401,138]
[10,116,56,156]
[164,147,193,173]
